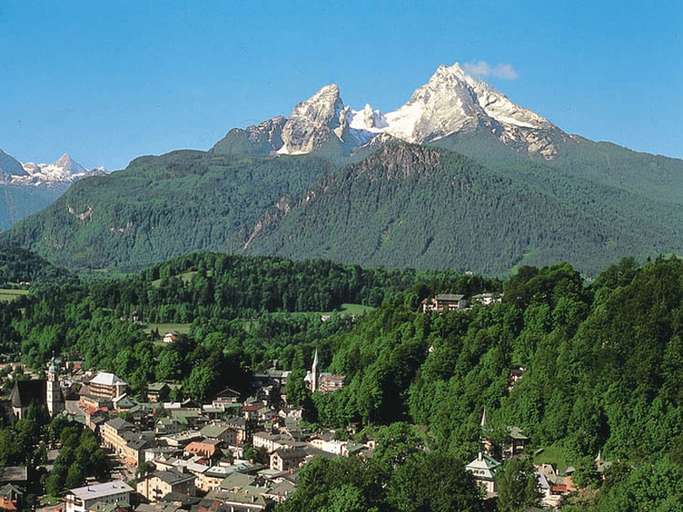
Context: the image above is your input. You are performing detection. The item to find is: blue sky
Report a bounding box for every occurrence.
[0,0,681,169]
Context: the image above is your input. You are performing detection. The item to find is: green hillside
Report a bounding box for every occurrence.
[3,136,683,275]
[247,144,683,274]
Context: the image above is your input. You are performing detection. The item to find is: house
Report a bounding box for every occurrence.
[263,480,296,504]
[309,433,346,456]
[196,465,234,492]
[0,484,23,507]
[65,481,133,512]
[471,292,503,306]
[252,432,294,453]
[502,426,529,459]
[136,470,195,502]
[10,379,46,419]
[147,383,170,403]
[184,439,221,459]
[318,375,344,393]
[507,367,526,390]
[200,422,239,446]
[219,488,268,512]
[0,467,28,487]
[85,410,109,435]
[220,472,256,492]
[212,387,241,405]
[421,294,467,313]
[88,372,127,400]
[163,332,179,344]
[465,452,501,495]
[269,447,308,472]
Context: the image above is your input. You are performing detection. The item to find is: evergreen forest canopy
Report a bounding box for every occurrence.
[0,249,682,509]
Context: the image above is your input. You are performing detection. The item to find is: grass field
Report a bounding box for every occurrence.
[151,270,212,288]
[533,443,575,471]
[144,323,192,335]
[272,303,376,319]
[0,288,29,302]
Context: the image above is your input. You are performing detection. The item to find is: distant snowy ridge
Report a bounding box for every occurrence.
[15,153,106,186]
[245,62,566,159]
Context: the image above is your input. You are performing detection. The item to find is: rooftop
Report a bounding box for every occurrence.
[90,372,127,387]
[68,481,133,500]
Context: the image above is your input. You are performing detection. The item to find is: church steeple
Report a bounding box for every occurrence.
[311,349,319,392]
[46,355,64,417]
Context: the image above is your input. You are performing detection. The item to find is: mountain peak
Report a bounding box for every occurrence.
[0,149,28,178]
[53,153,86,174]
[278,84,346,155]
[227,60,562,159]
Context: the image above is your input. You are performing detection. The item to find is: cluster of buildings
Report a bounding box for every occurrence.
[421,292,503,313]
[465,409,580,507]
[2,352,357,512]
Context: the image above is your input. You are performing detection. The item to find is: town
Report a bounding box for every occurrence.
[0,290,612,512]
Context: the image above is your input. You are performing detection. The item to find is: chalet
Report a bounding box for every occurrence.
[502,426,529,459]
[421,294,467,313]
[465,452,501,495]
[163,332,179,344]
[65,481,133,512]
[212,387,241,405]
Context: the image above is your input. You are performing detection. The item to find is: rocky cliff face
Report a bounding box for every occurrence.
[215,62,570,160]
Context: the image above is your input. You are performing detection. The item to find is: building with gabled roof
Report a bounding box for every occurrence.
[10,379,46,419]
[466,452,501,495]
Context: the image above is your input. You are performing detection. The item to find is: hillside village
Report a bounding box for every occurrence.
[0,292,609,511]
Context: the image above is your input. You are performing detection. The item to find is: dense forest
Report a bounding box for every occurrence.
[1,251,495,396]
[1,250,682,509]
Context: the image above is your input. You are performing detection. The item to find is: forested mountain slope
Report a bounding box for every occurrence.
[3,139,682,275]
[2,150,334,270]
[246,144,682,273]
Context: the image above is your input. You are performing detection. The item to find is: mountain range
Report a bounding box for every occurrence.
[0,150,104,229]
[3,62,683,274]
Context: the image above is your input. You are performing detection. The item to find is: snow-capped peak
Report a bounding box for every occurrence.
[241,61,563,159]
[278,84,346,155]
[349,104,388,132]
[53,153,87,174]
[15,153,106,186]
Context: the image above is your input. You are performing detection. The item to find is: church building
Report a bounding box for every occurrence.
[304,350,345,393]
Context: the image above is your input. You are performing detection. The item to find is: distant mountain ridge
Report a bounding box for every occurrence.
[0,149,105,228]
[4,61,683,274]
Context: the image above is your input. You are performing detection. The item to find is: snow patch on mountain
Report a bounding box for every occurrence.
[237,61,565,159]
[16,153,106,186]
